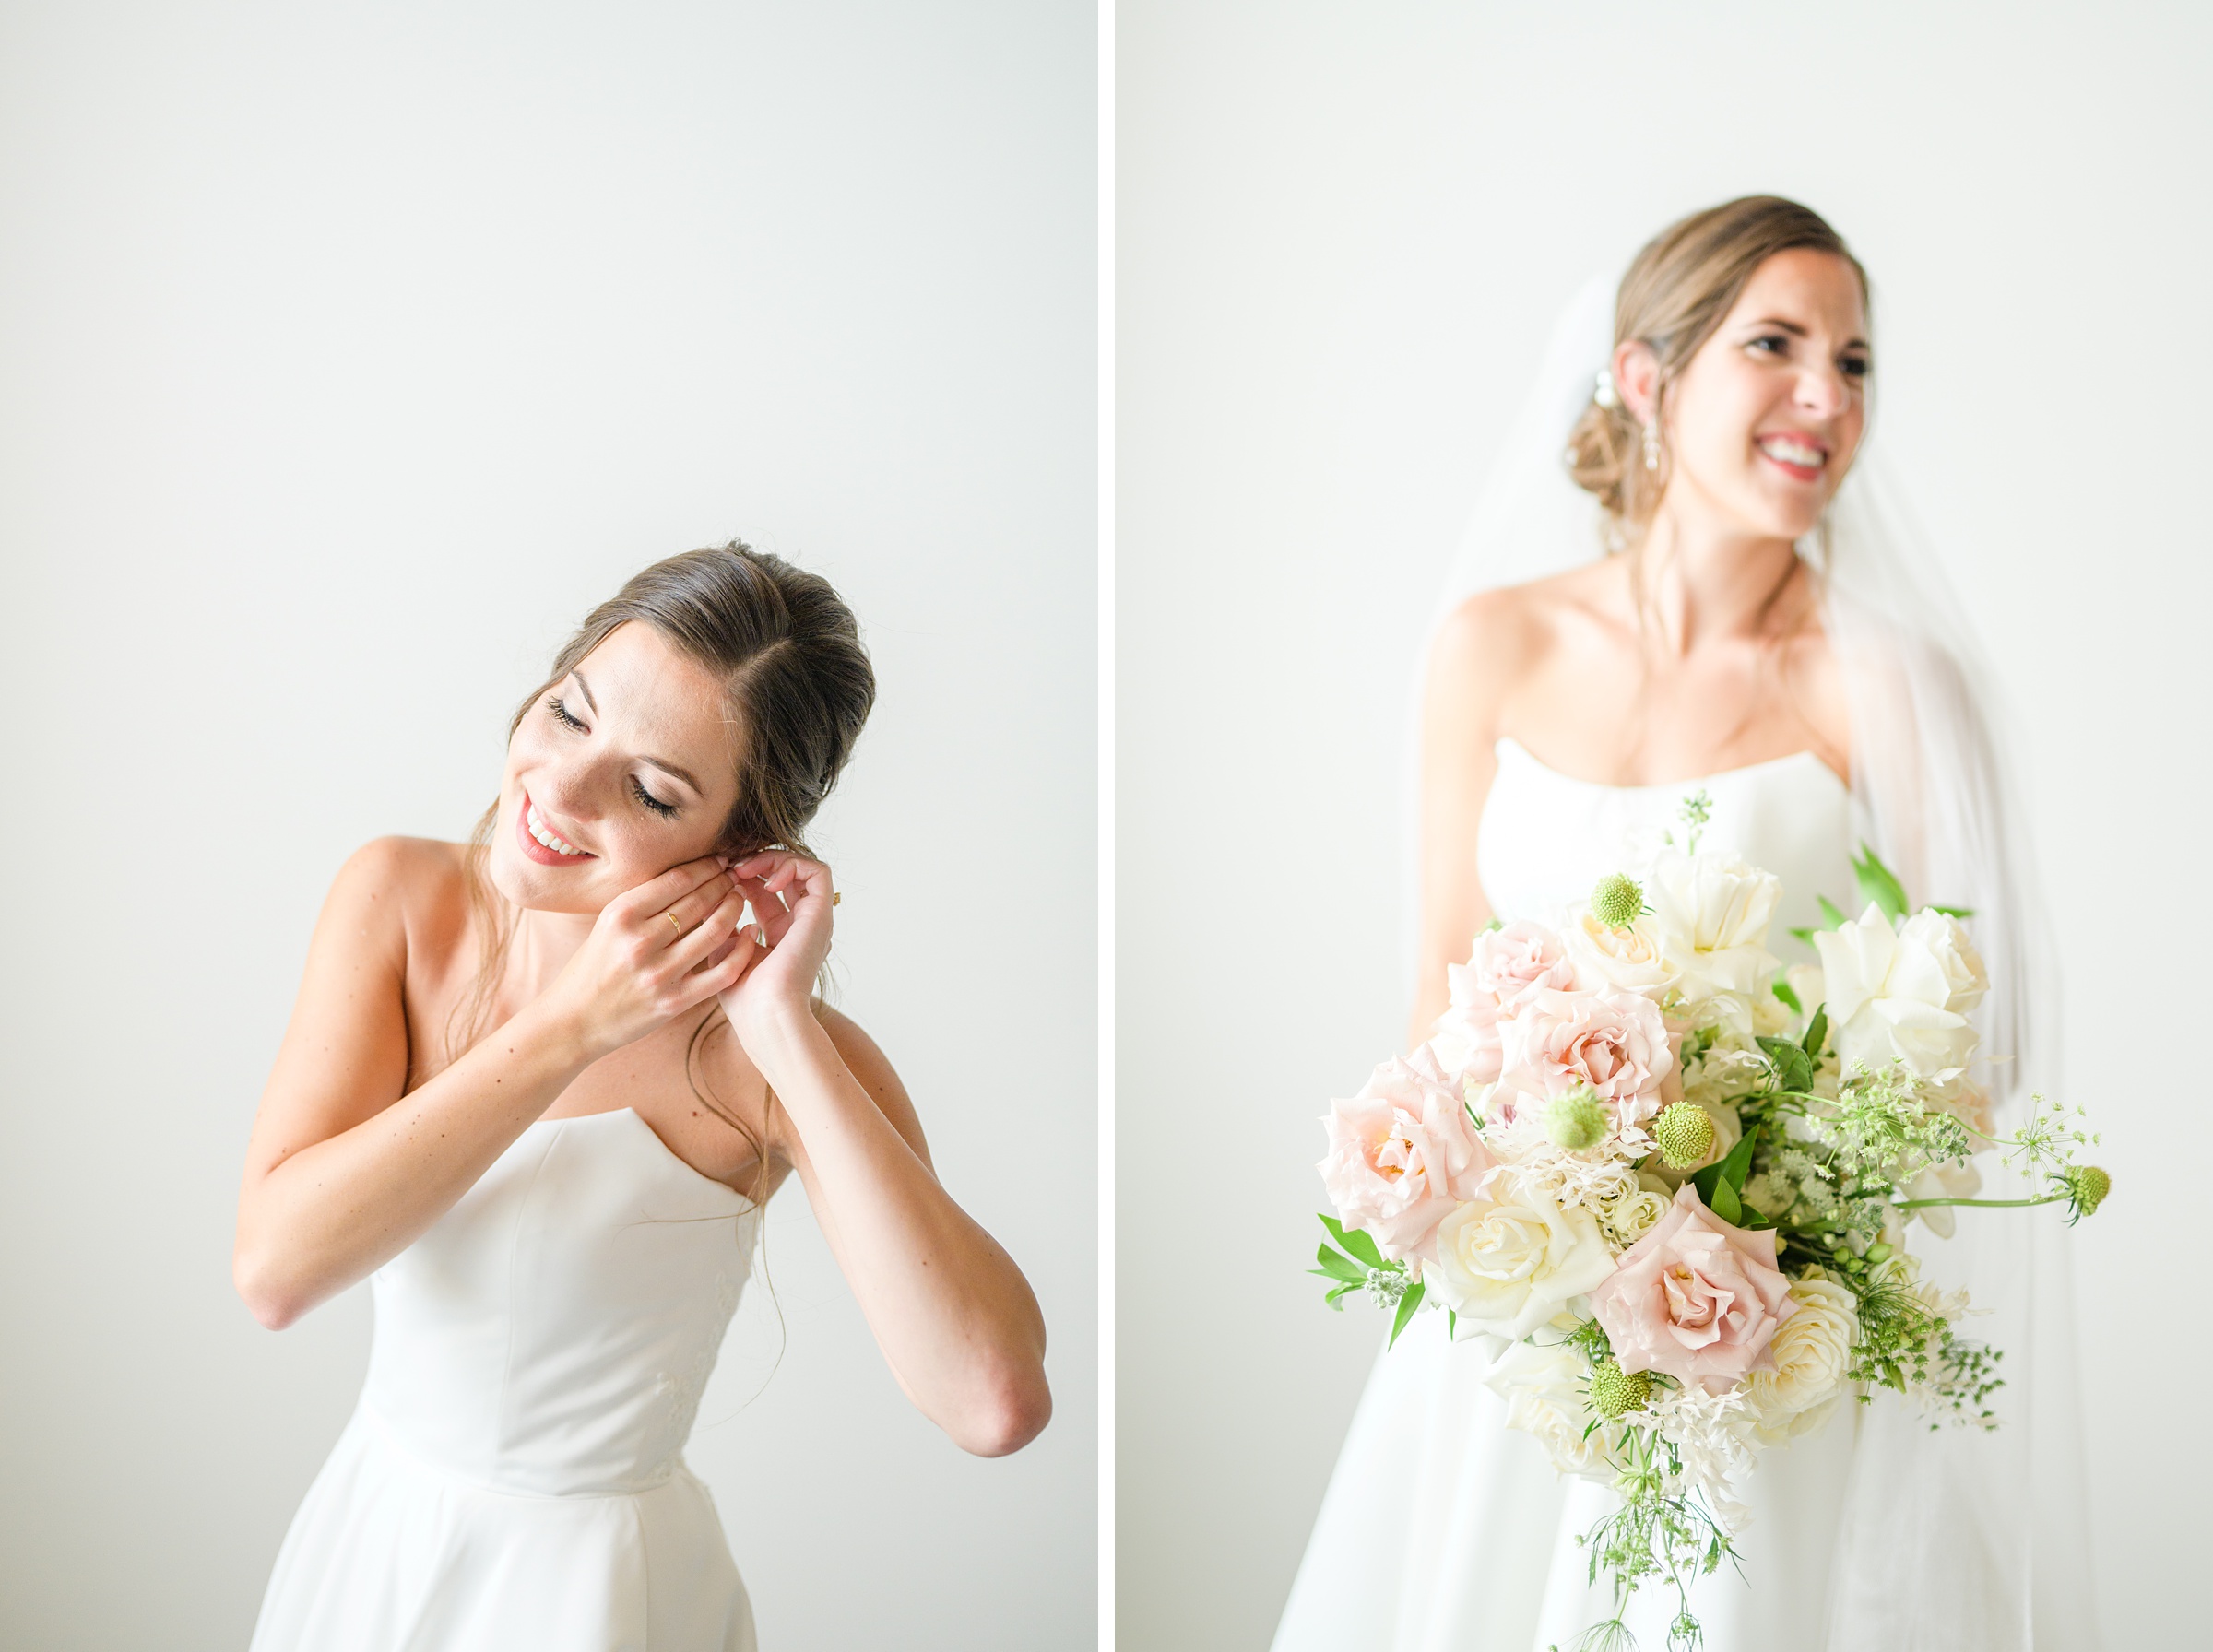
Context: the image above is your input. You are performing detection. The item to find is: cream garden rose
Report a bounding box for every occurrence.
[1646,848,1781,999]
[1481,1339,1619,1480]
[1743,1271,1860,1446]
[1424,1170,1617,1339]
[1562,905,1681,1000]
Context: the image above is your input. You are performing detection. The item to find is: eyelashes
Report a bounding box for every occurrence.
[543,695,680,819]
[1747,335,1871,380]
[629,776,677,818]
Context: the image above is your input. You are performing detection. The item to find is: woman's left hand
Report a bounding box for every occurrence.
[716,849,836,1042]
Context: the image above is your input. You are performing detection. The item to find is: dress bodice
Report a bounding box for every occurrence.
[1475,736,1859,959]
[360,1107,759,1497]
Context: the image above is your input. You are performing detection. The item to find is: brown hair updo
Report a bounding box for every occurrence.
[1565,195,1868,539]
[443,540,876,1075]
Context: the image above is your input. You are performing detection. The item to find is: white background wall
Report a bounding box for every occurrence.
[1118,4,2207,1648]
[0,4,1094,1647]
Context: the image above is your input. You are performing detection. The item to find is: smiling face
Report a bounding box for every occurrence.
[1656,247,1870,542]
[486,620,741,914]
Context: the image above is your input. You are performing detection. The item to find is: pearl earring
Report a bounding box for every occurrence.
[1642,407,1662,473]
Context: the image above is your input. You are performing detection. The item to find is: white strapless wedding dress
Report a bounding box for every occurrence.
[250,1107,762,1652]
[1273,737,1860,1652]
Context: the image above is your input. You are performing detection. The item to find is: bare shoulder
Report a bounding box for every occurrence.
[814,1004,912,1113]
[324,835,471,951]
[1426,565,1605,725]
[811,1003,933,1171]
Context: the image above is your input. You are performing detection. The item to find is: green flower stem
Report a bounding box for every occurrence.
[1893,1193,2067,1212]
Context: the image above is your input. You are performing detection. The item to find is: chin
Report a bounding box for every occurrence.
[484,831,601,915]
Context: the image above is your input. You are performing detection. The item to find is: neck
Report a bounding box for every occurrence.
[512,904,598,994]
[1630,497,1804,657]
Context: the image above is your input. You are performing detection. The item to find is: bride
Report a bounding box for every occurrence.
[233,543,1051,1651]
[1272,198,2095,1650]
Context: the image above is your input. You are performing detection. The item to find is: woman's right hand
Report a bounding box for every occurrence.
[539,856,759,1059]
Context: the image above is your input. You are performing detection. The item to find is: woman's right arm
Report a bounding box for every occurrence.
[232,839,748,1330]
[1410,592,1535,1047]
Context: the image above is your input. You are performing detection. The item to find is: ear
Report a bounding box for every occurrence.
[1612,339,1663,427]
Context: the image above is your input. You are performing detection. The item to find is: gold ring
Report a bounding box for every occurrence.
[666,911,684,935]
[831,891,842,906]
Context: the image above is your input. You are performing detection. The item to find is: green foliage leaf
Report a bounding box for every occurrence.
[1853,844,1909,923]
[1388,1280,1426,1349]
[1322,1280,1357,1309]
[1692,1126,1760,1220]
[1709,1177,1743,1223]
[1803,1004,1828,1060]
[1816,893,1850,930]
[1930,903,1975,919]
[1770,975,1802,1014]
[1313,1245,1367,1284]
[1757,1034,1814,1095]
[1446,1308,1457,1341]
[1788,925,1816,946]
[1717,1126,1757,1193]
[1320,1214,1386,1271]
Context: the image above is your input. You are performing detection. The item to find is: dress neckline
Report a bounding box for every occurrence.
[1494,735,1847,797]
[530,1106,756,1208]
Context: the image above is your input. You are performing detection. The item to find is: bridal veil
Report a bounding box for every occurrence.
[1416,274,2100,1649]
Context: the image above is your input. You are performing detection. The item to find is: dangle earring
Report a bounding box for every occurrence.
[1642,396,1663,473]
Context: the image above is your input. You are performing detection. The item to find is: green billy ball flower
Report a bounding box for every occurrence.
[1544,1088,1609,1151]
[2063,1164,2112,1218]
[1588,1361,1653,1420]
[1651,1100,1717,1169]
[1591,872,1644,930]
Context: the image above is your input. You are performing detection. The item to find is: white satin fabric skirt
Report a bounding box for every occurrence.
[1272,1319,1858,1652]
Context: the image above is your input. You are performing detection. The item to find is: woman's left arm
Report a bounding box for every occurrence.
[721,852,1050,1459]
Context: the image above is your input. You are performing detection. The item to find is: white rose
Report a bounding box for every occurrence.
[1604,1185,1671,1247]
[1813,904,1980,1083]
[1896,910,1988,1016]
[1743,1273,1860,1446]
[1647,849,1782,999]
[1561,906,1681,999]
[1483,1339,1617,1480]
[1424,1172,1618,1340]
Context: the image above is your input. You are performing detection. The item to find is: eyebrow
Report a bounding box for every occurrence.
[641,755,704,794]
[568,667,705,796]
[1746,316,1872,350]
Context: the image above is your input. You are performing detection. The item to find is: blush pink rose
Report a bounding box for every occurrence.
[1426,991,1503,1087]
[1318,1048,1497,1260]
[1449,921,1576,1015]
[1588,1183,1797,1394]
[1497,986,1674,1127]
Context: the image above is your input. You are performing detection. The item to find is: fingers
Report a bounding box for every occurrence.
[728,851,834,939]
[729,850,831,897]
[669,885,750,974]
[734,872,794,945]
[690,926,762,1002]
[657,867,740,944]
[610,855,728,923]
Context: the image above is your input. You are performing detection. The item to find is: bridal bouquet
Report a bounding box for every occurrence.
[1310,800,2107,1652]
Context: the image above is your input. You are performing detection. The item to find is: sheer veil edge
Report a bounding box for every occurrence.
[1408,273,2100,1652]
